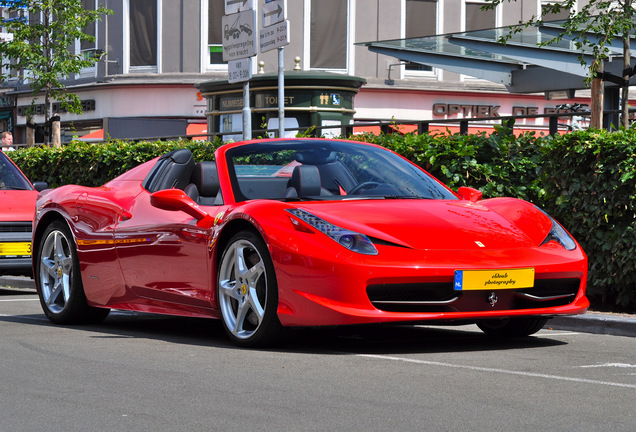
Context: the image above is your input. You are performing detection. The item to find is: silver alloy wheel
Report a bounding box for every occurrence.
[39,229,74,314]
[218,238,268,340]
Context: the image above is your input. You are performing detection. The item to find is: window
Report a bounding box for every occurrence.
[541,1,570,21]
[309,0,348,69]
[207,0,224,66]
[405,0,437,72]
[81,0,97,53]
[465,1,495,32]
[0,5,27,80]
[128,0,160,72]
[78,0,97,78]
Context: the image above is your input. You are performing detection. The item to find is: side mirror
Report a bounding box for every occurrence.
[32,181,48,192]
[457,186,482,202]
[150,189,214,228]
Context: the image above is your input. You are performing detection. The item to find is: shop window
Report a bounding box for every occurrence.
[405,0,437,72]
[310,0,348,70]
[129,0,159,71]
[207,0,225,66]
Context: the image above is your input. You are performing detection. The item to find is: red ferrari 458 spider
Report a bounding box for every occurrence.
[32,138,588,346]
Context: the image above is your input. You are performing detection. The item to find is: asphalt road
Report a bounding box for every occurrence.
[2,286,636,432]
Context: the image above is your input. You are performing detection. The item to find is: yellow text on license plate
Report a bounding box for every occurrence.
[454,268,535,290]
[0,242,32,257]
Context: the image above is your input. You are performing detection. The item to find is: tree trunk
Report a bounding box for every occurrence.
[621,25,631,128]
[590,62,604,129]
[26,117,35,147]
[51,118,61,147]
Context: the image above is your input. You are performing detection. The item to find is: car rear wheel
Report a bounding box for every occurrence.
[477,317,548,337]
[35,220,110,324]
[217,231,282,347]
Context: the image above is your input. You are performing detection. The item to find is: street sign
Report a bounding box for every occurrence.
[228,57,252,83]
[262,0,286,28]
[259,20,289,53]
[222,9,257,61]
[224,0,253,15]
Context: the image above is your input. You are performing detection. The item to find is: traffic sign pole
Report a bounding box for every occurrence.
[243,80,252,140]
[223,2,256,140]
[278,47,284,137]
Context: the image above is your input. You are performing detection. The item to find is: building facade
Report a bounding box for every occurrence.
[0,0,587,144]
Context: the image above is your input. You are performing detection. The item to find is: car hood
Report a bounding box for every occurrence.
[0,190,38,222]
[296,198,552,250]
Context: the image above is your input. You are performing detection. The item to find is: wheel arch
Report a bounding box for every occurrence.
[215,217,266,267]
[33,210,74,255]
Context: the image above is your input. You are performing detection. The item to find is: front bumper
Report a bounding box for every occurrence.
[273,241,588,327]
[0,221,33,277]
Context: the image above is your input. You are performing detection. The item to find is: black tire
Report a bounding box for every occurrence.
[35,220,110,324]
[477,317,548,337]
[217,230,282,347]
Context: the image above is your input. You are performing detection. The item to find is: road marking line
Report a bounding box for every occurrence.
[0,298,39,302]
[580,363,636,369]
[536,331,582,336]
[356,354,636,389]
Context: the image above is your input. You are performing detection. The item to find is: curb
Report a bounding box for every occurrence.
[0,276,36,291]
[548,312,636,338]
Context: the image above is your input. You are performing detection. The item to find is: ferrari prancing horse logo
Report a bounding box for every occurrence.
[488,292,498,307]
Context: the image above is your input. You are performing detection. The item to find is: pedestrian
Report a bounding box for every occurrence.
[1,131,15,151]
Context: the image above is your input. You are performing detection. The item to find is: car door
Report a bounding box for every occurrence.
[114,191,214,315]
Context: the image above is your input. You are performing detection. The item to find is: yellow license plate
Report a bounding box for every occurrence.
[454,268,535,290]
[0,242,32,257]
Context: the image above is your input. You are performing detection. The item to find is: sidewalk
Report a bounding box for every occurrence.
[2,276,635,337]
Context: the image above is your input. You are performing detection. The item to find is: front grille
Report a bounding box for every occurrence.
[0,222,32,233]
[367,278,582,313]
[521,278,581,298]
[367,282,461,312]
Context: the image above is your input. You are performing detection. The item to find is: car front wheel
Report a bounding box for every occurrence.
[35,220,110,324]
[217,231,282,347]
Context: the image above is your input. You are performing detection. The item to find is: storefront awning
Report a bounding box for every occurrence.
[186,123,208,141]
[358,19,636,93]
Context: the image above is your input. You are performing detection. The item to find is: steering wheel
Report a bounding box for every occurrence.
[347,181,381,195]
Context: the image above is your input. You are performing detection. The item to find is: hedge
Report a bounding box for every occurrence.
[8,129,636,312]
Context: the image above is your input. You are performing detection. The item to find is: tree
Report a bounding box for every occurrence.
[483,0,636,129]
[0,0,111,146]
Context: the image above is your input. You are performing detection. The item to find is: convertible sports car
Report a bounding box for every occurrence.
[32,138,588,346]
[1,150,47,276]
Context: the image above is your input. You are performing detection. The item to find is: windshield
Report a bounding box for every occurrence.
[226,139,457,202]
[0,152,32,191]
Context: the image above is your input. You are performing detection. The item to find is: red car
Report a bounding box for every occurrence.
[1,150,47,276]
[32,138,588,346]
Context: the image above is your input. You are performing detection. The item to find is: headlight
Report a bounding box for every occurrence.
[536,207,577,251]
[286,209,378,255]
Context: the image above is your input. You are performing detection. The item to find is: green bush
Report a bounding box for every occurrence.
[8,130,635,312]
[10,138,223,188]
[538,129,636,310]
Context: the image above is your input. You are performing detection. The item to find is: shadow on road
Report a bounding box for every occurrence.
[0,308,567,355]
